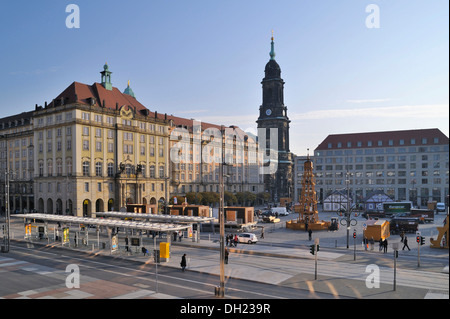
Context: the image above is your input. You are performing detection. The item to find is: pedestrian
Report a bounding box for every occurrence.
[179,230,183,242]
[180,253,187,272]
[234,234,238,247]
[308,228,312,241]
[364,237,368,251]
[225,247,229,264]
[74,232,77,247]
[400,231,405,243]
[226,234,229,246]
[379,239,383,252]
[402,236,410,251]
[383,238,388,253]
[261,227,265,239]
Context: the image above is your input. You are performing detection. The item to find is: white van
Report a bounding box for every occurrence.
[270,207,289,216]
[436,202,446,213]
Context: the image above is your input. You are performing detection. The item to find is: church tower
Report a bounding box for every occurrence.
[257,33,293,202]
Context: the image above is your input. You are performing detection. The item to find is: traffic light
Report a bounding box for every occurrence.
[316,245,320,252]
[309,245,315,255]
[353,231,356,239]
[416,236,420,244]
[420,236,425,246]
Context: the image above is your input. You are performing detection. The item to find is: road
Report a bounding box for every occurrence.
[0,241,339,299]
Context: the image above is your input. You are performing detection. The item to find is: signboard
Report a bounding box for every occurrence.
[160,242,170,259]
[131,237,140,246]
[111,234,118,251]
[25,224,32,238]
[63,227,70,244]
[383,202,412,215]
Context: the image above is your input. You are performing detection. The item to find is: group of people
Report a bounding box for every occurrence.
[225,234,239,247]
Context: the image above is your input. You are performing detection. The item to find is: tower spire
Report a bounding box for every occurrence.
[270,30,276,60]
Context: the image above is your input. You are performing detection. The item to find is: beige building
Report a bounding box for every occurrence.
[33,64,171,216]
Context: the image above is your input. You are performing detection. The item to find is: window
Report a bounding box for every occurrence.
[95,162,102,176]
[107,163,114,177]
[82,112,90,121]
[83,161,90,176]
[159,166,164,178]
[85,182,89,192]
[83,140,89,150]
[83,127,89,136]
[47,161,53,176]
[150,165,155,178]
[66,159,72,175]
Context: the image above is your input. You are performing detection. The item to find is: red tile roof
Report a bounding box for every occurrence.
[315,128,448,150]
[48,81,147,112]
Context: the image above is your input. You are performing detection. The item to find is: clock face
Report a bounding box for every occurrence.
[266,109,272,116]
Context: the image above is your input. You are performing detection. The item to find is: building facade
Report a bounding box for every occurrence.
[314,129,449,207]
[1,63,267,216]
[0,111,35,214]
[32,64,171,216]
[166,117,264,200]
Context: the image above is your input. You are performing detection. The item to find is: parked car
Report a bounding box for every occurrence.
[238,233,258,244]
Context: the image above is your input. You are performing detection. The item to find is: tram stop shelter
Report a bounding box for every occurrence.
[12,213,191,259]
[94,211,215,241]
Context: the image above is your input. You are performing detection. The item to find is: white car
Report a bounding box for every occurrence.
[238,233,258,244]
[436,202,446,213]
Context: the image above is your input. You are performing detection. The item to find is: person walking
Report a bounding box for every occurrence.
[261,227,265,239]
[308,229,312,241]
[383,238,388,253]
[234,234,238,247]
[226,234,229,246]
[225,247,229,264]
[402,236,411,251]
[180,254,187,272]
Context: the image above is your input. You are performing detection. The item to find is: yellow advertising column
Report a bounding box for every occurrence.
[160,242,170,262]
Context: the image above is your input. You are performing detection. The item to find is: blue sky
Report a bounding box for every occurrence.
[0,0,448,156]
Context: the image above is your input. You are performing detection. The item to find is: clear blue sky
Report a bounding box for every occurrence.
[0,0,448,155]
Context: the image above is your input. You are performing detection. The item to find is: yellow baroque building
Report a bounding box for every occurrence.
[33,64,171,217]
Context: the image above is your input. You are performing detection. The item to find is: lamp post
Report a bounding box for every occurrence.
[2,170,12,253]
[218,126,225,298]
[337,177,359,249]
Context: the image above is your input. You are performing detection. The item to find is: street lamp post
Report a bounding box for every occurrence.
[218,126,225,298]
[2,170,12,253]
